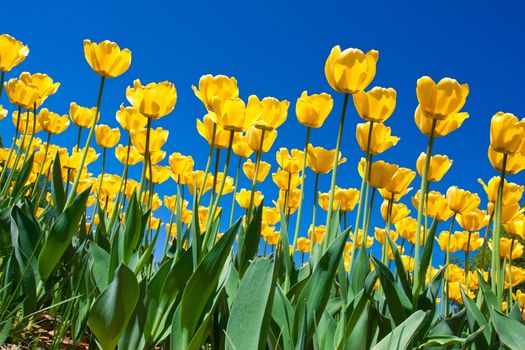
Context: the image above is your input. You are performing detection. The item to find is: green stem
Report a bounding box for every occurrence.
[198,124,217,201]
[444,213,456,316]
[229,156,242,226]
[139,117,152,196]
[292,127,311,253]
[309,173,320,258]
[246,130,265,223]
[492,154,507,300]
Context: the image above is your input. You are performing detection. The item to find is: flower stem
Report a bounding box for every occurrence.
[491,154,507,300]
[139,117,152,196]
[247,130,265,223]
[229,156,242,226]
[292,127,311,253]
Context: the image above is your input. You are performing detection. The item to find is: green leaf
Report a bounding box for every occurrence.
[384,228,412,299]
[87,243,110,292]
[38,187,90,281]
[270,285,294,350]
[122,193,143,263]
[174,219,240,349]
[235,203,263,276]
[461,289,490,348]
[293,232,347,345]
[226,258,276,350]
[489,306,525,350]
[414,218,438,295]
[372,310,427,350]
[88,264,139,350]
[51,152,65,212]
[10,153,34,200]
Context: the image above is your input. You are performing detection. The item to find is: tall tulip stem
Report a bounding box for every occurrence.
[229,156,242,226]
[65,76,105,208]
[292,127,311,253]
[492,154,508,299]
[139,117,152,197]
[247,129,266,223]
[309,173,320,257]
[413,118,437,292]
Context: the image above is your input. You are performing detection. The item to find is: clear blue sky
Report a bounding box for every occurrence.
[1,0,524,263]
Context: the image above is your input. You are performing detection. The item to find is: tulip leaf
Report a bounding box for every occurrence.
[384,228,412,299]
[10,153,34,201]
[489,306,525,350]
[235,202,263,276]
[293,232,347,345]
[87,242,110,292]
[38,187,90,281]
[88,263,139,350]
[226,258,276,350]
[51,152,65,213]
[122,193,143,263]
[414,218,438,296]
[372,310,427,350]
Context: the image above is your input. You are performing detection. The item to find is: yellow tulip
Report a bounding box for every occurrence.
[490,237,523,259]
[196,114,240,148]
[452,231,484,252]
[95,124,120,148]
[192,74,239,112]
[246,126,278,153]
[211,96,256,132]
[278,188,300,214]
[374,227,398,245]
[456,209,489,232]
[380,201,410,224]
[262,206,281,225]
[97,174,120,200]
[236,189,263,209]
[358,158,398,189]
[115,105,147,132]
[145,165,171,184]
[169,152,194,178]
[295,91,333,128]
[383,167,416,195]
[446,282,474,305]
[446,186,480,215]
[37,108,69,134]
[272,169,301,190]
[308,225,327,244]
[141,191,162,211]
[69,102,97,129]
[248,95,290,131]
[297,237,311,253]
[126,79,177,119]
[114,144,143,165]
[243,159,271,183]
[0,34,29,72]
[83,39,131,78]
[324,45,378,94]
[504,214,525,240]
[12,111,42,134]
[437,231,458,252]
[130,127,169,154]
[353,87,397,123]
[349,229,374,248]
[306,145,346,174]
[414,106,469,137]
[490,112,525,154]
[185,170,214,196]
[416,153,452,182]
[395,217,422,245]
[0,105,7,120]
[148,150,165,165]
[276,148,304,173]
[4,77,39,109]
[318,187,360,212]
[18,72,60,108]
[163,195,188,212]
[264,230,281,246]
[416,76,469,120]
[213,172,235,194]
[232,133,254,158]
[356,122,399,155]
[411,190,454,222]
[478,176,524,205]
[487,145,525,174]
[487,200,521,224]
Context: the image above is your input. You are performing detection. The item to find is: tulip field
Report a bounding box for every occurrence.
[2,32,525,349]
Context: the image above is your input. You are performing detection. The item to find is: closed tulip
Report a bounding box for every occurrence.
[70,102,97,129]
[349,229,374,248]
[197,114,239,148]
[453,231,483,252]
[487,145,525,174]
[262,206,280,225]
[324,45,378,94]
[83,39,131,78]
[414,106,469,137]
[236,189,263,209]
[130,127,168,154]
[437,231,458,252]
[296,91,333,128]
[116,105,147,132]
[232,134,254,158]
[185,170,214,196]
[248,95,289,131]
[395,217,422,245]
[213,172,235,194]
[276,148,304,173]
[146,165,171,184]
[489,112,525,154]
[211,96,256,132]
[95,124,120,148]
[384,167,416,195]
[356,122,399,155]
[416,153,453,182]
[487,200,521,224]
[353,87,397,123]
[416,76,469,120]
[37,108,69,134]
[246,126,278,153]
[163,195,189,212]
[0,34,29,72]
[306,145,346,174]
[446,186,481,215]
[308,225,327,244]
[297,237,311,253]
[192,74,239,112]
[243,159,271,183]
[412,190,454,222]
[4,77,39,109]
[169,152,194,178]
[374,227,398,245]
[380,201,410,224]
[126,79,177,119]
[115,144,142,165]
[278,188,300,214]
[457,209,489,232]
[272,169,301,190]
[478,177,524,205]
[357,159,399,189]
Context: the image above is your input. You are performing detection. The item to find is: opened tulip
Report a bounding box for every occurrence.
[412,190,454,222]
[358,159,399,189]
[115,144,142,165]
[414,106,469,137]
[490,238,522,259]
[356,122,399,155]
[248,95,289,131]
[296,91,333,128]
[126,79,177,119]
[4,77,39,109]
[278,188,300,214]
[349,229,374,248]
[0,106,7,120]
[318,187,359,212]
[297,237,311,253]
[210,96,256,132]
[95,124,120,148]
[457,209,489,231]
[306,145,346,174]
[374,227,398,245]
[236,189,263,209]
[213,172,235,194]
[197,114,239,148]
[446,186,481,215]
[243,159,271,182]
[488,145,525,174]
[116,105,147,132]
[324,45,378,94]
[416,76,469,120]
[489,112,525,154]
[308,225,327,244]
[416,153,453,182]
[145,165,171,184]
[276,148,304,173]
[353,87,397,123]
[262,206,280,225]
[70,102,96,129]
[478,176,524,204]
[83,39,131,78]
[504,214,525,240]
[130,127,168,154]
[185,170,214,196]
[37,109,69,135]
[246,126,278,153]
[192,74,239,112]
[0,34,29,72]
[384,167,416,195]
[272,169,301,190]
[437,231,458,252]
[395,217,422,245]
[169,152,194,178]
[12,111,42,134]
[380,201,410,224]
[18,72,60,108]
[232,134,254,158]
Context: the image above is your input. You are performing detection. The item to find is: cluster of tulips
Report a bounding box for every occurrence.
[1,32,525,349]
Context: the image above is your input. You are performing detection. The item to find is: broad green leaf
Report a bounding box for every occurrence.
[122,193,143,263]
[489,306,525,350]
[88,264,139,350]
[235,203,263,276]
[226,258,276,350]
[461,290,490,348]
[87,243,110,292]
[372,310,427,350]
[413,218,438,296]
[10,153,34,200]
[38,187,90,280]
[51,153,65,212]
[384,229,412,299]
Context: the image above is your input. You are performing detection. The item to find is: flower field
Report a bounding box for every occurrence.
[1,32,525,349]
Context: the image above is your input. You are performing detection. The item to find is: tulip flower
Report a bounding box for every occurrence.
[236,189,263,209]
[487,145,525,175]
[457,209,489,232]
[192,74,239,112]
[353,87,397,123]
[380,201,410,224]
[210,96,256,132]
[306,145,346,174]
[437,231,458,253]
[262,206,280,225]
[95,125,120,149]
[296,91,333,128]
[0,34,29,73]
[356,122,399,155]
[83,40,131,78]
[197,115,240,149]
[12,110,42,134]
[248,95,290,131]
[37,109,69,135]
[116,105,147,132]
[446,186,481,215]
[416,153,453,182]
[416,76,469,120]
[126,79,177,120]
[146,165,171,184]
[490,112,525,155]
[232,134,254,158]
[308,225,327,244]
[411,190,454,222]
[243,159,271,183]
[4,77,39,109]
[169,153,194,180]
[297,237,311,254]
[130,127,168,155]
[374,227,398,245]
[115,144,142,165]
[478,176,524,205]
[272,169,301,190]
[414,106,469,137]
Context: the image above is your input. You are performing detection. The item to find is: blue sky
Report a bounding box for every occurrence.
[1,0,524,263]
